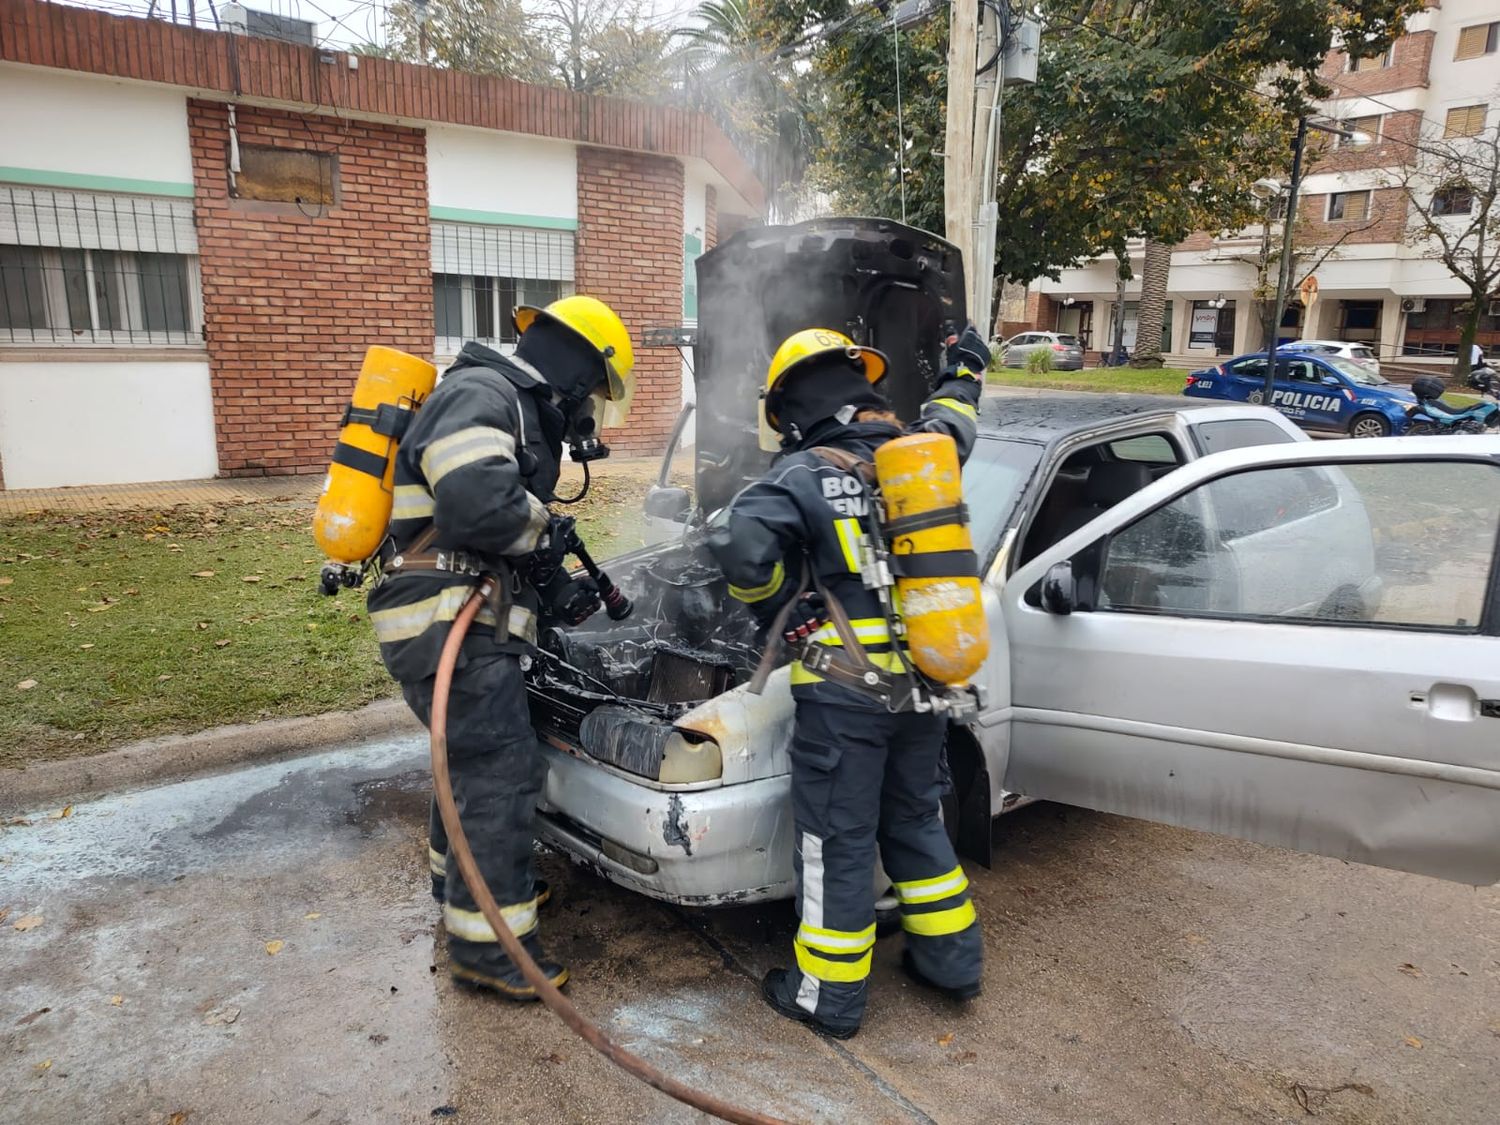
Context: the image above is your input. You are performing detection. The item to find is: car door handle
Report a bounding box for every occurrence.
[1411,683,1488,722]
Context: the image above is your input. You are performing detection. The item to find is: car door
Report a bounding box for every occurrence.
[1000,438,1500,885]
[1005,334,1034,366]
[1286,358,1347,431]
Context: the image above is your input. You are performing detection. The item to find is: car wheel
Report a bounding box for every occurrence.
[1406,420,1437,436]
[1349,412,1391,438]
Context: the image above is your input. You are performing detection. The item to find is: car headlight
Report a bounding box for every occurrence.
[659,731,722,784]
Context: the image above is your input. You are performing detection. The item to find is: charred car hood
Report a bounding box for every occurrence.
[692,217,967,514]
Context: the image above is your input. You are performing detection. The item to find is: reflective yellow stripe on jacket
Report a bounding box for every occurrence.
[728,559,784,604]
[369,585,537,646]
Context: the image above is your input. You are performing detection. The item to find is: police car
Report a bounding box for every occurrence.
[1183,351,1416,438]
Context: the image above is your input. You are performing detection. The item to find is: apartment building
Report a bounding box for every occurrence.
[1022,1,1499,368]
[0,0,761,490]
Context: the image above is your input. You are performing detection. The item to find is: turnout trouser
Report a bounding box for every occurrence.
[770,700,983,1030]
[402,653,547,973]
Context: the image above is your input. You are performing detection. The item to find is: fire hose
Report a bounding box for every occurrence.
[430,583,793,1125]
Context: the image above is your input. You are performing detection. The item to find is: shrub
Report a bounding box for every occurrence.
[1025,347,1055,375]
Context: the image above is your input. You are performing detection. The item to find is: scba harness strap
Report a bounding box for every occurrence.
[381,526,520,644]
[333,400,421,481]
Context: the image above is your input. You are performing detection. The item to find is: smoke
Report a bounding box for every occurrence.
[691,216,966,512]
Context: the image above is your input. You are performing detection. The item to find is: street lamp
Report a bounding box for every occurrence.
[1210,293,1227,310]
[1259,116,1354,407]
[1250,178,1283,201]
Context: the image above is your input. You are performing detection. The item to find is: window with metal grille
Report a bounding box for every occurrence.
[0,186,200,346]
[1454,23,1499,61]
[430,221,574,354]
[1327,191,1371,222]
[1444,104,1488,138]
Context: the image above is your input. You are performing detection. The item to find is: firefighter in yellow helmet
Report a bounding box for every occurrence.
[706,324,990,1038]
[367,294,634,998]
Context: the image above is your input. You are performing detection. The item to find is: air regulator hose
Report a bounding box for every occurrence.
[430,585,792,1125]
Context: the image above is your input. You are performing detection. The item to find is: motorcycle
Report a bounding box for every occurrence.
[1404,372,1500,435]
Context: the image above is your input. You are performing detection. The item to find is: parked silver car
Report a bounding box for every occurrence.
[1281,339,1381,374]
[525,219,1500,908]
[1000,330,1086,371]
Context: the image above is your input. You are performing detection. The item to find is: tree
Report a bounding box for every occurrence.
[380,0,553,83]
[378,0,675,96]
[766,0,1421,347]
[678,0,821,219]
[1131,241,1171,365]
[1392,97,1500,375]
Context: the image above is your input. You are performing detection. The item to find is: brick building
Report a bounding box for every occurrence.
[0,0,762,489]
[1021,1,1500,368]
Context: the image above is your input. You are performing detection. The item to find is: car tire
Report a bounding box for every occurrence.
[1349,412,1391,438]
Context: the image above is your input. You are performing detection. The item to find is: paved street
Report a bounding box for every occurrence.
[3,738,1497,1125]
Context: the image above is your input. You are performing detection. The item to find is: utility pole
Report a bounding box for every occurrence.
[944,0,980,301]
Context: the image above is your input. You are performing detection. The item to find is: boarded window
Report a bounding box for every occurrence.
[1454,23,1499,60]
[233,146,337,205]
[1444,104,1488,138]
[1327,191,1370,222]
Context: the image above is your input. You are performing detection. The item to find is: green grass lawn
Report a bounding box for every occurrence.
[987,366,1191,396]
[0,478,654,768]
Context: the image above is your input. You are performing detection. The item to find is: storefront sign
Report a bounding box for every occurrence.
[1189,306,1219,348]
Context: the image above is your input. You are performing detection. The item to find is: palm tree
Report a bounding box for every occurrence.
[1131,239,1171,367]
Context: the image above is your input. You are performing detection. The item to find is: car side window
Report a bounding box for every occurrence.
[1097,460,1500,630]
[1108,435,1177,465]
[1231,358,1267,380]
[1289,361,1321,383]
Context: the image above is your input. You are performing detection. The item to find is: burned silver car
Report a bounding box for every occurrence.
[526,218,1500,904]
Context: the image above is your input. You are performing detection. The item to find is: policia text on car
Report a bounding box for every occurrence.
[707,325,990,1039]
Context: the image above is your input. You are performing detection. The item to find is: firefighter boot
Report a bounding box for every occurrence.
[449,929,569,1001]
[760,969,860,1040]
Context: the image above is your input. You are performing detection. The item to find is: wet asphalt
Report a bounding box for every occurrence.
[2,737,1497,1125]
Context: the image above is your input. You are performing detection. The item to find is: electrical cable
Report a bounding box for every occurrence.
[429,586,792,1125]
[892,8,908,225]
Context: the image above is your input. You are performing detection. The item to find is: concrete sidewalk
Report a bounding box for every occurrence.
[0,475,323,516]
[0,456,682,517]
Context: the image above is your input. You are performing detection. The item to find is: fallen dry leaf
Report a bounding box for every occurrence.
[13,914,44,932]
[79,643,94,650]
[49,805,73,820]
[264,940,285,956]
[86,603,112,613]
[191,571,216,579]
[124,588,140,596]
[195,621,209,630]
[241,575,262,584]
[16,1006,49,1025]
[214,639,232,648]
[110,995,124,1006]
[0,906,8,924]
[936,1032,955,1047]
[166,1111,192,1125]
[304,912,322,920]
[1184,932,1208,945]
[203,1004,240,1026]
[1404,1035,1423,1049]
[1398,962,1423,978]
[158,674,173,682]
[34,1059,52,1073]
[0,576,12,585]
[16,679,38,691]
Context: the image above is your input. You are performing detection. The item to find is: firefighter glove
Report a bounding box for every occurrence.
[782,592,829,645]
[945,324,991,378]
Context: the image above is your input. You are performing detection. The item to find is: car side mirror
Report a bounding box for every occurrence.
[644,485,691,522]
[1040,561,1077,615]
[1322,375,1340,386]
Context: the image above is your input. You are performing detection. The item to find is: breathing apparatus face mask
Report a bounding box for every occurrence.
[564,386,612,463]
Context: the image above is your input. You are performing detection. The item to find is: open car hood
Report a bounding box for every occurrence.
[692,217,967,514]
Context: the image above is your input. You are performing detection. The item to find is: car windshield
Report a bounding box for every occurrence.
[1056,335,1082,347]
[1326,356,1388,385]
[965,436,1043,562]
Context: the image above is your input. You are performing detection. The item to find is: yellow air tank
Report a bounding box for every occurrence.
[313,346,437,565]
[873,432,989,685]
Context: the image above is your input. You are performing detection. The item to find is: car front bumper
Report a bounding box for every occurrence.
[534,742,795,907]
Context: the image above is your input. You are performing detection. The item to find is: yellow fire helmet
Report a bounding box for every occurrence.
[514,295,636,426]
[762,327,889,431]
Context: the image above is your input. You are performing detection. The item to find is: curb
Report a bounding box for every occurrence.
[0,698,424,815]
